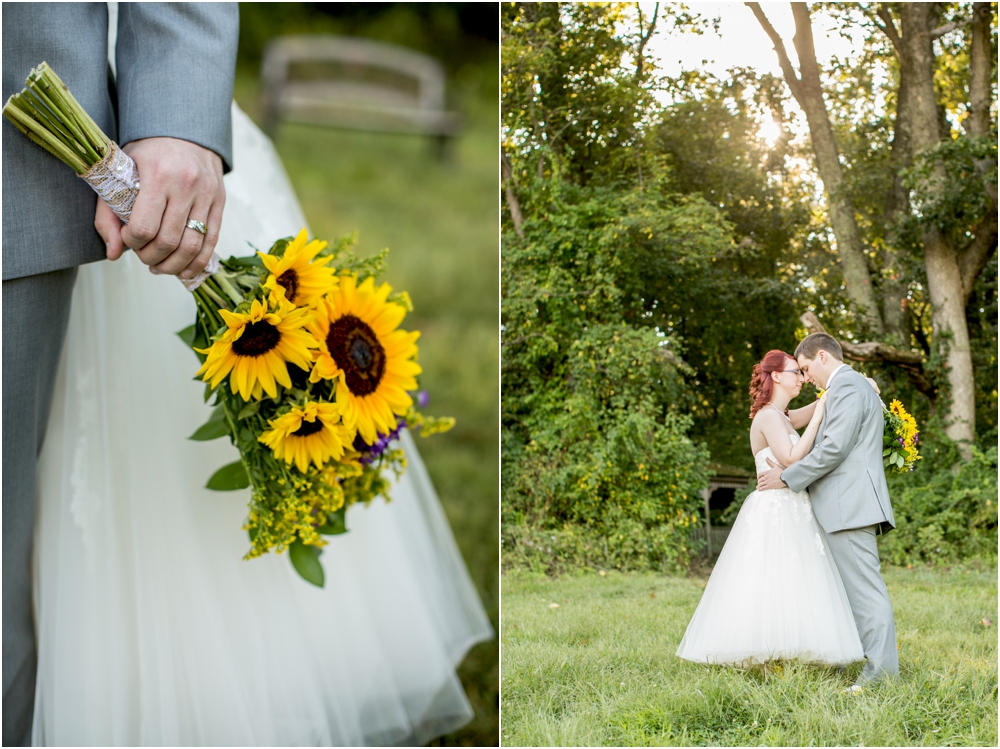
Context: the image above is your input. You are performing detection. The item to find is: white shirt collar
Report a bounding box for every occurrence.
[824,362,849,389]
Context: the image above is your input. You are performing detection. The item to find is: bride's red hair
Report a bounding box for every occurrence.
[749,349,794,418]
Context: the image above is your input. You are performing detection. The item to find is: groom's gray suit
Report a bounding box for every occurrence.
[2,4,237,744]
[781,365,899,684]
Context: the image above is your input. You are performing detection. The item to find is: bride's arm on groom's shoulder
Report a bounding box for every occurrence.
[758,397,825,468]
[780,380,866,493]
[99,3,238,279]
[788,399,819,430]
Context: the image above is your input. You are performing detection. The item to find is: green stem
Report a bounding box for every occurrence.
[3,98,88,172]
[33,64,109,156]
[22,85,99,164]
[199,281,229,312]
[214,272,244,306]
[17,90,80,155]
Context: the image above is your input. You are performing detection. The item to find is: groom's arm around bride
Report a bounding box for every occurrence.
[2,4,238,745]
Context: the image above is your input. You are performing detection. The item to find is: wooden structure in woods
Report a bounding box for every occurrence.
[261,35,461,154]
[694,463,755,557]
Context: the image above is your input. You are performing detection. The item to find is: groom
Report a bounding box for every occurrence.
[757,332,899,687]
[2,4,237,744]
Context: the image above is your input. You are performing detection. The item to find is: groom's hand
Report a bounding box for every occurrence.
[99,137,225,280]
[756,457,787,491]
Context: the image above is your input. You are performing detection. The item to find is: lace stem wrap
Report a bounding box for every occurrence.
[79,141,219,292]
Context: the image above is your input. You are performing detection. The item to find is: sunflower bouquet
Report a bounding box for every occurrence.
[883,399,920,473]
[182,228,454,586]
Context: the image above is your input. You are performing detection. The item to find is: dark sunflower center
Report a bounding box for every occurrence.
[277,269,299,303]
[232,320,281,357]
[292,418,324,437]
[326,315,386,396]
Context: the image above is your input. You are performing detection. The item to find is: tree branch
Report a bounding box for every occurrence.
[958,211,998,301]
[634,2,659,82]
[874,4,904,54]
[501,151,525,237]
[745,3,804,102]
[929,19,971,40]
[800,311,936,396]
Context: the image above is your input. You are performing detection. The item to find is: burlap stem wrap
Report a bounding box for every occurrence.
[80,141,139,222]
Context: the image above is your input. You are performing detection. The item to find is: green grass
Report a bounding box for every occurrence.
[234,62,498,746]
[501,565,998,746]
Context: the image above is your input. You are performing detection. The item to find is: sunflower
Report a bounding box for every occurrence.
[309,274,421,444]
[259,228,337,308]
[258,401,353,473]
[196,297,317,401]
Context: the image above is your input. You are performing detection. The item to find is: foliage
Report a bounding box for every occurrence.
[501,566,998,747]
[880,426,998,567]
[502,180,714,571]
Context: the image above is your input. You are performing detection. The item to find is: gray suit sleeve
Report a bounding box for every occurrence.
[115,3,238,172]
[782,378,865,493]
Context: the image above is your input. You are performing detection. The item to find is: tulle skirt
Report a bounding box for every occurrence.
[676,487,863,667]
[31,105,493,746]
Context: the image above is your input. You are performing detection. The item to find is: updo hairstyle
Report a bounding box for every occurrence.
[749,349,794,418]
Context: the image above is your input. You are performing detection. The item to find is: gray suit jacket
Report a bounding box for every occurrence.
[781,367,896,535]
[2,2,238,281]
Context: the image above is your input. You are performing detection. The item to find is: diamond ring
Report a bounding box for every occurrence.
[186,218,207,235]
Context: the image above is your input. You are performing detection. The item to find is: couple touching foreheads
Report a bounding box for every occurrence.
[677,332,899,691]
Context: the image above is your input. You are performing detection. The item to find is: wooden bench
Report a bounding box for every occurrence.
[261,35,461,154]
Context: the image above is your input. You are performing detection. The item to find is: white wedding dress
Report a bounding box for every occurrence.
[31,102,493,746]
[676,431,863,667]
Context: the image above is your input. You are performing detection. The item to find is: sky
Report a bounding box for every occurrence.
[642,2,865,80]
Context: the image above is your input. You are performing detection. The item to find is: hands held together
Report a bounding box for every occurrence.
[95,137,225,280]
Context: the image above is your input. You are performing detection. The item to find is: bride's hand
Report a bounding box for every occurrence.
[866,376,881,395]
[812,391,826,420]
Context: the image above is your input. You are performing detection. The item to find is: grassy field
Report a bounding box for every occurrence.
[501,564,998,746]
[234,62,498,746]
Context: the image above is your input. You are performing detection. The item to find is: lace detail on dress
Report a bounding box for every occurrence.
[745,432,818,549]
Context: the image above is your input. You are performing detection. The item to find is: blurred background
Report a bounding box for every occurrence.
[234,4,498,745]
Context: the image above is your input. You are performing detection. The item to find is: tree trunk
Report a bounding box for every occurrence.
[502,152,525,237]
[880,67,913,345]
[900,3,977,456]
[748,3,885,335]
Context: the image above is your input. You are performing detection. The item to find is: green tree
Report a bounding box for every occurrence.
[748,2,998,458]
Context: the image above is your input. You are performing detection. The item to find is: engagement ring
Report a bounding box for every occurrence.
[186,218,207,235]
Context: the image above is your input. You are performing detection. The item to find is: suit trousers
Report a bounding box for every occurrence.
[826,525,900,683]
[2,267,78,746]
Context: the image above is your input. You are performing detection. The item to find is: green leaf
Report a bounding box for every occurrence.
[204,382,215,403]
[883,448,892,457]
[248,525,258,543]
[227,252,265,268]
[289,540,325,587]
[177,324,197,348]
[189,403,229,441]
[206,460,250,491]
[317,506,348,535]
[237,400,261,420]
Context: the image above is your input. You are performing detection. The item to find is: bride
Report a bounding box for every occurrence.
[676,349,864,667]
[30,8,492,745]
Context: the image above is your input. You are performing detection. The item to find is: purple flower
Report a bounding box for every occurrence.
[354,418,408,466]
[417,390,430,408]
